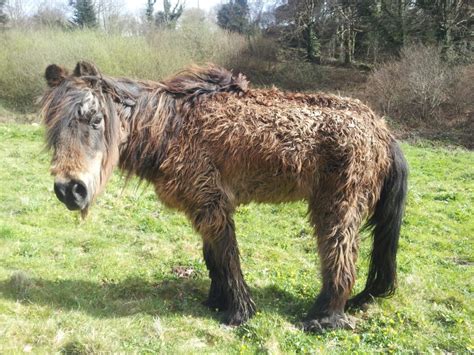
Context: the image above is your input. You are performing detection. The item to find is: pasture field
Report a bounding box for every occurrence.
[0,123,472,353]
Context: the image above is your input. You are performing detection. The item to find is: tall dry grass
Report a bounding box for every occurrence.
[0,25,247,111]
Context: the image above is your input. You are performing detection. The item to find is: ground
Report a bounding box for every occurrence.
[0,123,472,353]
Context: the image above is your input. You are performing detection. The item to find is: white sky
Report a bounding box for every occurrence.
[20,1,225,17]
[125,0,225,14]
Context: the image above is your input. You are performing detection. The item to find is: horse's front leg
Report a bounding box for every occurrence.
[202,240,227,311]
[194,210,256,325]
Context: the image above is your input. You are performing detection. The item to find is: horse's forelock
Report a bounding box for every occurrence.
[40,77,118,151]
[41,81,82,149]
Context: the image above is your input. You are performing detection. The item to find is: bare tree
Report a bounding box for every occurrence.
[33,1,69,28]
[4,0,34,27]
[275,0,329,63]
[96,0,125,33]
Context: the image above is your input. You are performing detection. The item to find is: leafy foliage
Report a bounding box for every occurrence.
[217,0,250,34]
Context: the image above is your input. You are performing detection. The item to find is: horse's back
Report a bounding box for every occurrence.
[184,88,392,205]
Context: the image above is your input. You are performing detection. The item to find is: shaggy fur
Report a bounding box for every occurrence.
[41,61,408,330]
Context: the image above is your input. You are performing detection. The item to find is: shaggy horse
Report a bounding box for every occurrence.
[40,61,408,331]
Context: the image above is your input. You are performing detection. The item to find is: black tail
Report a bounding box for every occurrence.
[347,140,408,309]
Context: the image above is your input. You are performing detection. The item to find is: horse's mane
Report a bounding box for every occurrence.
[159,65,249,101]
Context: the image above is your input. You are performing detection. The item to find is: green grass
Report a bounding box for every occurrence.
[0,123,473,353]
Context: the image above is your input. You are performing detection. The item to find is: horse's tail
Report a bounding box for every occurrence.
[348,140,408,308]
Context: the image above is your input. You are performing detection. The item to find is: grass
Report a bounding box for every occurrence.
[0,123,473,353]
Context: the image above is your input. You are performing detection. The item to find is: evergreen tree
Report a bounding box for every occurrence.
[70,0,98,28]
[217,0,250,34]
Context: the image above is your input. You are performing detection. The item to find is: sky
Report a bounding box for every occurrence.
[125,0,225,15]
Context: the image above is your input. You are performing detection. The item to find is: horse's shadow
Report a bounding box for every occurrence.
[0,275,311,322]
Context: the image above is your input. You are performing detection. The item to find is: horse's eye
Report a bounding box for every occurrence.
[90,114,103,129]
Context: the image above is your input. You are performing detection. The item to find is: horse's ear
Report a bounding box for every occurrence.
[45,64,68,87]
[74,61,100,77]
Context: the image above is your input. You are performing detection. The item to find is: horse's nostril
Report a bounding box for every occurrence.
[54,182,67,203]
[71,181,88,202]
[54,180,88,210]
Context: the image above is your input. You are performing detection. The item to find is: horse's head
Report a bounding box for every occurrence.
[41,61,122,216]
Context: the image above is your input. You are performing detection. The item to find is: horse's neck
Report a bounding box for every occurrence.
[116,84,180,180]
[113,78,155,122]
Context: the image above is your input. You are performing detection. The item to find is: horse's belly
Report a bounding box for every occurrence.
[228,173,311,205]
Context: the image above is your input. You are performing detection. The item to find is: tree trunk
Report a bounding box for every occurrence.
[305,24,321,64]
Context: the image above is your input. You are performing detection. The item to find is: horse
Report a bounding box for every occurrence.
[40,61,408,331]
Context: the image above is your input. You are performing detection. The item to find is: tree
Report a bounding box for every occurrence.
[96,0,125,32]
[4,0,30,27]
[33,1,69,28]
[274,0,325,63]
[0,0,8,27]
[217,0,250,34]
[416,0,472,59]
[155,0,183,29]
[70,0,97,28]
[145,0,156,24]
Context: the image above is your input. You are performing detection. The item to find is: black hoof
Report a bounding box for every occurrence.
[202,297,228,312]
[301,313,356,333]
[345,292,374,311]
[223,300,257,326]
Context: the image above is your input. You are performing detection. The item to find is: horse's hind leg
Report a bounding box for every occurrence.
[304,186,362,332]
[193,204,256,325]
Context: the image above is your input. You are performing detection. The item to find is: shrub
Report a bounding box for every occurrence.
[365,45,462,122]
[449,64,474,115]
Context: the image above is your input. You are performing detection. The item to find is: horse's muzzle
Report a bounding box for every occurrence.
[54,179,88,211]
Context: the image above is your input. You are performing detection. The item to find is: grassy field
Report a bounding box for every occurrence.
[0,123,472,353]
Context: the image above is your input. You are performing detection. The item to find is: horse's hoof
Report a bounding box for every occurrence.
[202,298,227,312]
[302,313,356,333]
[223,302,256,326]
[345,292,374,311]
[345,299,370,312]
[224,312,248,326]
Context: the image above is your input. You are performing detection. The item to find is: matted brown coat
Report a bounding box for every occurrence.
[41,61,408,331]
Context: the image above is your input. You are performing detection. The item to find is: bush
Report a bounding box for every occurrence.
[365,45,465,122]
[449,64,474,115]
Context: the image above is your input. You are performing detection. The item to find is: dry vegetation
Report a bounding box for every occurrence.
[365,45,473,122]
[0,27,246,111]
